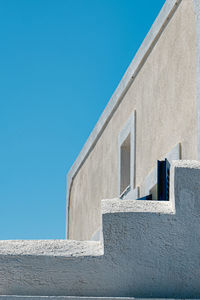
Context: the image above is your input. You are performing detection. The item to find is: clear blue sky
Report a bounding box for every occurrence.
[0,0,165,240]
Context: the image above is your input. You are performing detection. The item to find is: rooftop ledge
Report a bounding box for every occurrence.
[1,159,195,259]
[0,239,103,257]
[0,191,176,258]
[0,198,174,258]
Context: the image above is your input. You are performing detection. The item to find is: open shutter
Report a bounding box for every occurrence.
[157,158,170,201]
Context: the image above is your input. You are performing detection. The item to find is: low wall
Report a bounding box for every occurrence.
[0,161,200,298]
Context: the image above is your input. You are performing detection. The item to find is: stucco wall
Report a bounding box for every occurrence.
[68,0,197,240]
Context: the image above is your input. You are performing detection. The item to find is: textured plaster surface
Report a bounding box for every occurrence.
[101,198,173,215]
[68,0,197,240]
[0,240,103,257]
[1,161,200,298]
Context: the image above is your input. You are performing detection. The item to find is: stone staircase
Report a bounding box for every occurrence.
[1,161,200,299]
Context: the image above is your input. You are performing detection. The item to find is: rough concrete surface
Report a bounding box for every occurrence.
[68,0,197,240]
[0,240,103,257]
[1,161,200,298]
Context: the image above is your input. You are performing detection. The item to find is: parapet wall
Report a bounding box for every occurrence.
[1,160,200,298]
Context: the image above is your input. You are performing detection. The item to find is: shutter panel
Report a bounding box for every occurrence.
[157,158,170,201]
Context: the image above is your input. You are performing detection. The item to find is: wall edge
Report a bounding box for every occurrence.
[193,0,200,160]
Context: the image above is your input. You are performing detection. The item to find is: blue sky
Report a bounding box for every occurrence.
[0,0,165,239]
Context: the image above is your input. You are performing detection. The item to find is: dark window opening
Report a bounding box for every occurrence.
[120,134,131,196]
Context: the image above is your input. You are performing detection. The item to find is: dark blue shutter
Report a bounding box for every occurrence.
[157,158,170,201]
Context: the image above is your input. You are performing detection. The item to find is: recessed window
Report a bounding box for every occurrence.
[120,134,131,195]
[118,112,137,199]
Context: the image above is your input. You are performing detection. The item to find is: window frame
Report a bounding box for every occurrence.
[118,111,138,199]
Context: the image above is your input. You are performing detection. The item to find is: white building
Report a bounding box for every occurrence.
[67,0,200,241]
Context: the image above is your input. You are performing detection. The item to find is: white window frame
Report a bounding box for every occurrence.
[118,111,138,199]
